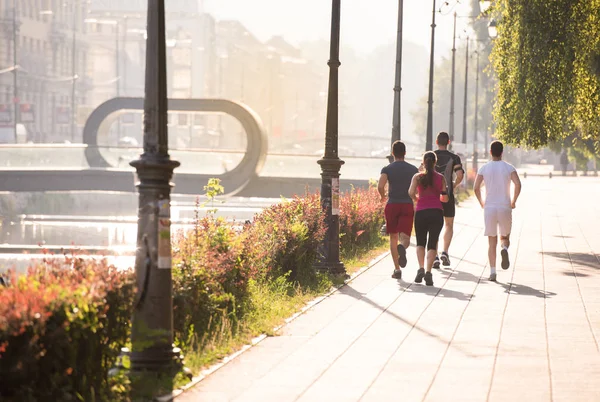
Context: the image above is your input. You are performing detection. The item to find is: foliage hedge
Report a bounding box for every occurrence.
[0,185,385,400]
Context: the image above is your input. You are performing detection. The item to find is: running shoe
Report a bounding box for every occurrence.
[424,271,434,286]
[489,273,497,282]
[392,269,402,279]
[415,268,425,283]
[397,244,407,268]
[440,251,451,266]
[501,248,510,270]
[433,256,441,269]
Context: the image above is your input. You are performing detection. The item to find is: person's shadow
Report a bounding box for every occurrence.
[495,281,557,298]
[399,280,475,301]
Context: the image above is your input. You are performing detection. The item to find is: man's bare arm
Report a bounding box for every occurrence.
[378,173,388,202]
[454,166,464,188]
[510,171,522,208]
[473,174,485,208]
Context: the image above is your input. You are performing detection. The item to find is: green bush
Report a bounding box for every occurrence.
[0,257,135,401]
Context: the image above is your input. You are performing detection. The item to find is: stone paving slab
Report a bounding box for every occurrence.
[176,177,600,402]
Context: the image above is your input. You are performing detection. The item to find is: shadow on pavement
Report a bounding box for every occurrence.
[402,282,475,301]
[338,283,478,357]
[495,282,557,298]
[543,251,600,270]
[438,267,486,284]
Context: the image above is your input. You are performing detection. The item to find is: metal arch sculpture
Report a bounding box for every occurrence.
[82,97,268,195]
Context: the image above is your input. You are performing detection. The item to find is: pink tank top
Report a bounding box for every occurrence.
[416,172,444,211]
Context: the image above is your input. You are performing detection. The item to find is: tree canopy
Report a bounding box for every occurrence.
[490,0,600,149]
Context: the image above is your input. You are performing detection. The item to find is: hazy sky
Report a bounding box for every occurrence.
[204,0,478,57]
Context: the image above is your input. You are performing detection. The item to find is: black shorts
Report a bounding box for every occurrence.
[442,195,456,218]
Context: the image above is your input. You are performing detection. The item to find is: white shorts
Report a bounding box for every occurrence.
[484,207,512,237]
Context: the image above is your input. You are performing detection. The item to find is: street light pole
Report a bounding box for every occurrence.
[390,0,404,147]
[12,0,18,142]
[473,49,480,173]
[129,0,183,373]
[449,12,457,145]
[116,22,121,139]
[314,0,345,276]
[70,1,78,142]
[425,0,437,151]
[461,37,469,144]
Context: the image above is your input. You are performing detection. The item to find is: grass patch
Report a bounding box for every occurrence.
[180,238,388,378]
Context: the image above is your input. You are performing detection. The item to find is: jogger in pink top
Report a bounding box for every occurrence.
[408,151,449,286]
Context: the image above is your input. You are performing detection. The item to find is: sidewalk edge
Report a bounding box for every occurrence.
[155,250,390,402]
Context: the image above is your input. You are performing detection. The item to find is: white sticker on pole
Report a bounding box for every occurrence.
[332,178,340,216]
[157,199,171,269]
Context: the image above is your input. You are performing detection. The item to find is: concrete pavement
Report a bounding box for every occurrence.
[176,176,600,402]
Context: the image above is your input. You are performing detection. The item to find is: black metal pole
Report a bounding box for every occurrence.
[449,12,457,145]
[314,0,345,276]
[129,0,183,373]
[391,0,404,147]
[473,50,480,173]
[461,37,469,144]
[116,22,121,139]
[425,0,437,151]
[71,1,77,142]
[12,0,18,142]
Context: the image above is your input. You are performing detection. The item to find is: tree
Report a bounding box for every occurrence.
[490,0,600,149]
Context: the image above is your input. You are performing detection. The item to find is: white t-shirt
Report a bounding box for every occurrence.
[477,160,516,209]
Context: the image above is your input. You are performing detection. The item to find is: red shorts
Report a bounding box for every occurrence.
[385,203,414,235]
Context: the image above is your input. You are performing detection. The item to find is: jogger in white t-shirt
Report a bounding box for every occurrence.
[473,141,522,281]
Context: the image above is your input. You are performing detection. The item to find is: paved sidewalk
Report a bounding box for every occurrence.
[177,177,600,402]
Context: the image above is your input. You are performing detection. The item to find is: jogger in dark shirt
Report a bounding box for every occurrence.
[378,141,419,279]
[433,132,464,268]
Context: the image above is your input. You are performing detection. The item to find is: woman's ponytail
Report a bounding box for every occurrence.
[419,151,437,188]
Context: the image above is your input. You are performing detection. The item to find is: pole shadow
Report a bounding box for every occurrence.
[338,283,477,357]
[543,251,600,270]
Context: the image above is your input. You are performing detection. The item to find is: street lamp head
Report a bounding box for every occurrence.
[488,19,498,39]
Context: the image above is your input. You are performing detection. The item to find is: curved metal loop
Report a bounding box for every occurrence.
[82,97,268,195]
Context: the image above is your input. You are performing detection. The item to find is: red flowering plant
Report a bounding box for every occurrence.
[171,214,248,350]
[242,193,326,283]
[339,185,385,257]
[0,256,134,401]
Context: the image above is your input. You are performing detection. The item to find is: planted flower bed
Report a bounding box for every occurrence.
[0,185,386,400]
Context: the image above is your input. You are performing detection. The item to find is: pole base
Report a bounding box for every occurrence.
[129,345,188,374]
[313,260,347,278]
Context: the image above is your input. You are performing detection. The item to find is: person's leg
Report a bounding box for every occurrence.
[414,211,427,283]
[488,236,498,281]
[396,204,414,269]
[389,232,400,270]
[385,204,401,276]
[498,208,513,270]
[424,210,444,286]
[441,214,454,266]
[426,214,444,272]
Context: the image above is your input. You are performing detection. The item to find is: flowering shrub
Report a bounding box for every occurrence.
[172,215,248,350]
[243,193,325,281]
[0,257,134,401]
[339,185,385,256]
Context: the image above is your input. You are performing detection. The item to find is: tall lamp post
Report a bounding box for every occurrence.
[70,1,79,142]
[12,0,19,143]
[473,49,480,173]
[314,0,345,276]
[449,12,457,145]
[425,0,437,151]
[390,0,404,156]
[129,0,183,372]
[461,37,469,145]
